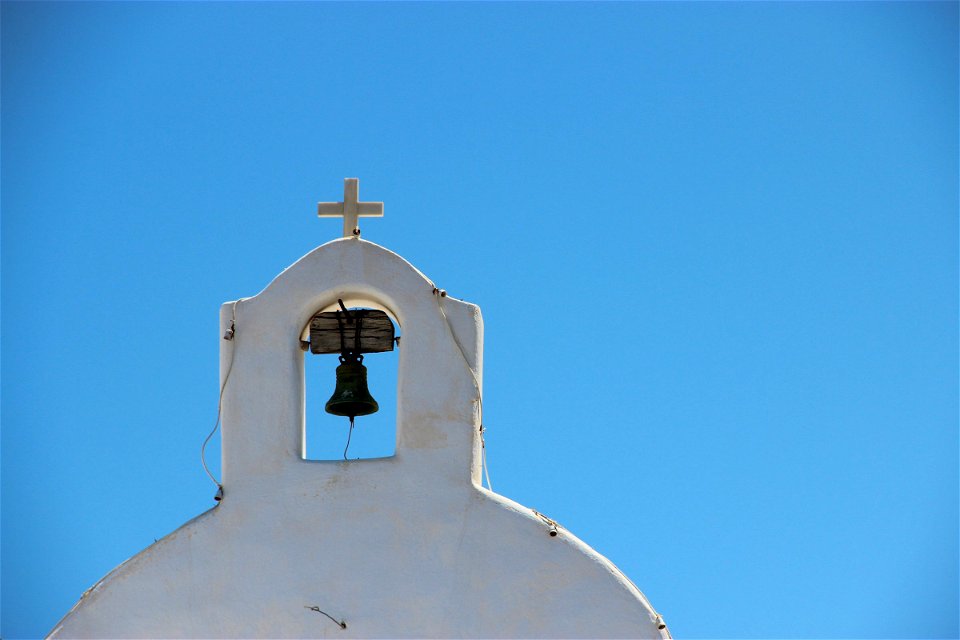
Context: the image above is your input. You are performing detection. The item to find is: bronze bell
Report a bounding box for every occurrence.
[325,357,379,419]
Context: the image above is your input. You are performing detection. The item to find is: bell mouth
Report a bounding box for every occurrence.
[325,403,379,418]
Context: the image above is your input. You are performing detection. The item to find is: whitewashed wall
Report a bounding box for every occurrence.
[49,238,669,639]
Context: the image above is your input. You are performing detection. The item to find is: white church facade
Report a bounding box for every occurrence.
[48,180,670,639]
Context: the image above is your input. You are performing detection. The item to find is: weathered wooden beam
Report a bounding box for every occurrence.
[308,309,395,354]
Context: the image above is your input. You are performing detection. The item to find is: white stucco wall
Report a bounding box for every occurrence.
[49,238,669,639]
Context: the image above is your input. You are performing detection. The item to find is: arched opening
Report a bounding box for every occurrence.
[301,304,399,460]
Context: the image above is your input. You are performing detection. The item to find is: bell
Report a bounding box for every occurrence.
[325,359,379,418]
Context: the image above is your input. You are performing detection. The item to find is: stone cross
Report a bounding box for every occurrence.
[317,178,384,238]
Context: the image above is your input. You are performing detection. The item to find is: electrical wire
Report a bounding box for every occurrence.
[433,288,492,491]
[200,299,243,498]
[478,400,492,492]
[304,606,347,629]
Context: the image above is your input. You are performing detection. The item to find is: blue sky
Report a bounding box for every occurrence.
[2,2,957,638]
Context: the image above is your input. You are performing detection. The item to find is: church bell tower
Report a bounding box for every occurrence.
[49,179,670,639]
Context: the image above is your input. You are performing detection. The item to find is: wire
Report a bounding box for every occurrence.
[532,509,561,536]
[606,560,669,637]
[304,606,347,629]
[433,288,492,491]
[480,423,493,492]
[200,299,243,497]
[343,416,355,460]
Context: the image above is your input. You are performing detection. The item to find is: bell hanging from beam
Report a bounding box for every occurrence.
[325,355,379,418]
[313,300,394,420]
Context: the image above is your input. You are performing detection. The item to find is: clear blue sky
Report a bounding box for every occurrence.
[2,2,957,638]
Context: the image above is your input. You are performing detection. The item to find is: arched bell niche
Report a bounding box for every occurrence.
[299,298,401,461]
[218,238,483,492]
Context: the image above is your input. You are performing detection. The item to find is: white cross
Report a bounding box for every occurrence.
[317,178,384,238]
